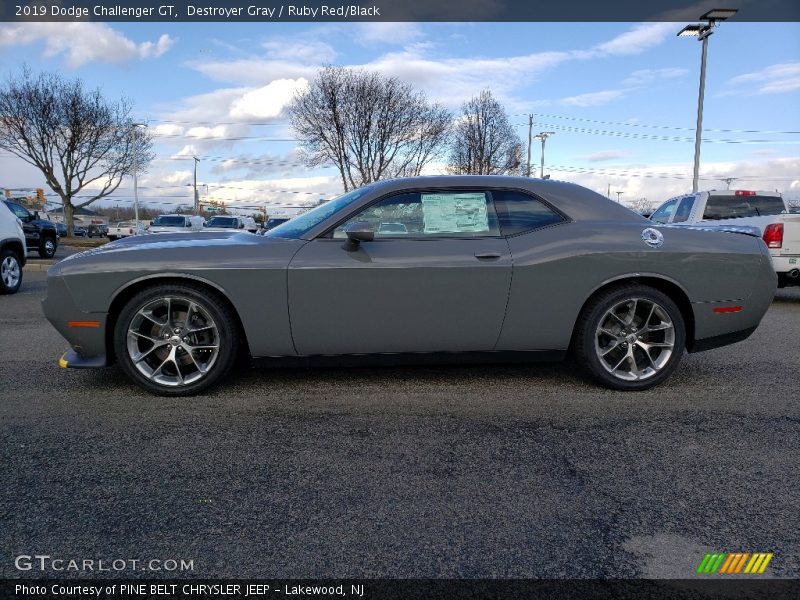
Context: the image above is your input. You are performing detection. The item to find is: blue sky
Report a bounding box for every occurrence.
[1,20,798,213]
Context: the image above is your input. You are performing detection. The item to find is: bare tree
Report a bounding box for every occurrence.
[0,68,153,235]
[290,66,451,192]
[447,90,522,175]
[628,197,654,215]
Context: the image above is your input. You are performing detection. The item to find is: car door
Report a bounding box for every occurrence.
[5,202,36,247]
[288,189,513,355]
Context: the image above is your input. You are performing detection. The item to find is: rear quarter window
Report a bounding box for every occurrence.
[493,190,565,236]
[703,195,785,220]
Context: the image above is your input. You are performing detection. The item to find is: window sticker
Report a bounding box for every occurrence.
[421,193,489,233]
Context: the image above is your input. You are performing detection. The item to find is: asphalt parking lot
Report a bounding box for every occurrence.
[1,271,798,579]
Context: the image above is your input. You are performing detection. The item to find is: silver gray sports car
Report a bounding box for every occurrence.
[43,176,776,396]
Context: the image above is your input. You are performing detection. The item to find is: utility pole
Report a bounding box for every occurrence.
[607,183,611,199]
[533,131,555,179]
[616,191,624,204]
[132,123,147,231]
[526,115,533,177]
[722,177,737,190]
[193,156,200,216]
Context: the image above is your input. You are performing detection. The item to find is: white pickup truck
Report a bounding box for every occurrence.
[650,190,800,287]
[203,215,258,233]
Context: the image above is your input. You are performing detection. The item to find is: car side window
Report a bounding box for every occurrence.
[650,199,678,224]
[672,197,695,223]
[492,190,564,235]
[332,191,501,239]
[6,202,30,220]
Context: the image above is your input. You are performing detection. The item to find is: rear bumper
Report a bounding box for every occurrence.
[689,326,757,353]
[771,255,799,274]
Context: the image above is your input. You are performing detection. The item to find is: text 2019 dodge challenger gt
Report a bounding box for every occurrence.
[43,176,777,395]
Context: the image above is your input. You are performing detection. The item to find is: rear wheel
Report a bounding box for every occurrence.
[0,249,22,295]
[114,283,239,396]
[573,284,686,390]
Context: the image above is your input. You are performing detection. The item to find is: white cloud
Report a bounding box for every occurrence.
[593,23,677,57]
[727,62,800,95]
[580,150,629,162]
[561,90,625,107]
[355,23,422,45]
[0,23,174,68]
[622,67,688,87]
[138,34,174,59]
[229,78,309,119]
[262,39,337,63]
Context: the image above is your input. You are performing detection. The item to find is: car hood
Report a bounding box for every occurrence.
[54,230,264,269]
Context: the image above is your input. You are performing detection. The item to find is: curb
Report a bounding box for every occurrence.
[25,261,57,272]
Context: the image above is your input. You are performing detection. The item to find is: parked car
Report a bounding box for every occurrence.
[2,200,58,258]
[149,214,205,233]
[651,190,800,287]
[264,217,290,231]
[72,225,88,238]
[107,221,147,240]
[0,201,26,294]
[204,215,258,233]
[44,176,776,396]
[87,224,108,238]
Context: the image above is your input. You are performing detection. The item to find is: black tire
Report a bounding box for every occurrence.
[38,235,57,259]
[113,283,240,396]
[0,248,23,295]
[572,284,686,391]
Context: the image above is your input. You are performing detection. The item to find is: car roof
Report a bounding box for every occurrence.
[362,175,646,223]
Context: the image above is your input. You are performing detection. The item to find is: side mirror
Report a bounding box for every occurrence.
[344,222,374,244]
[33,211,40,220]
[239,223,245,229]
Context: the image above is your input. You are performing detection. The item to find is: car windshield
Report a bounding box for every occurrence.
[207,217,237,228]
[152,216,185,226]
[264,187,372,239]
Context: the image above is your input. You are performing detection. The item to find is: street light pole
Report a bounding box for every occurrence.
[533,131,555,179]
[526,114,533,177]
[678,9,737,193]
[692,27,711,194]
[192,156,200,216]
[616,191,624,204]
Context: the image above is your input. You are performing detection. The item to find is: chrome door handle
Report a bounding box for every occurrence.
[474,252,502,259]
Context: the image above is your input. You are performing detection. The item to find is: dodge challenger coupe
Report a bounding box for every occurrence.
[43,176,777,396]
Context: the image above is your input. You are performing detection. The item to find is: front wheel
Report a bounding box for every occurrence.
[573,284,686,391]
[0,249,23,294]
[38,236,57,259]
[114,283,239,396]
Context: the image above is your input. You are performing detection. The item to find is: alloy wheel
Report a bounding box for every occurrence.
[126,296,220,387]
[594,297,675,381]
[1,255,20,289]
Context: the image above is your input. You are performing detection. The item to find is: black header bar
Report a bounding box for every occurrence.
[3,0,800,23]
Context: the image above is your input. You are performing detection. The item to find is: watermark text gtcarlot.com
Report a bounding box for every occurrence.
[14,555,194,572]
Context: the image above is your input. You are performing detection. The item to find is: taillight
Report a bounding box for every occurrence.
[735,190,756,196]
[763,223,783,248]
[129,228,134,234]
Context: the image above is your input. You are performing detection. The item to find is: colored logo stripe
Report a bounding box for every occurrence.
[697,552,773,575]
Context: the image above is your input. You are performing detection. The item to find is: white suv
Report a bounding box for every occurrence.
[0,201,27,294]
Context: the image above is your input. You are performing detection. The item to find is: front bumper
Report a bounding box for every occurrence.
[42,274,109,368]
[59,348,108,369]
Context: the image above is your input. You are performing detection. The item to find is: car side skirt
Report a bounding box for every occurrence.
[251,349,567,369]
